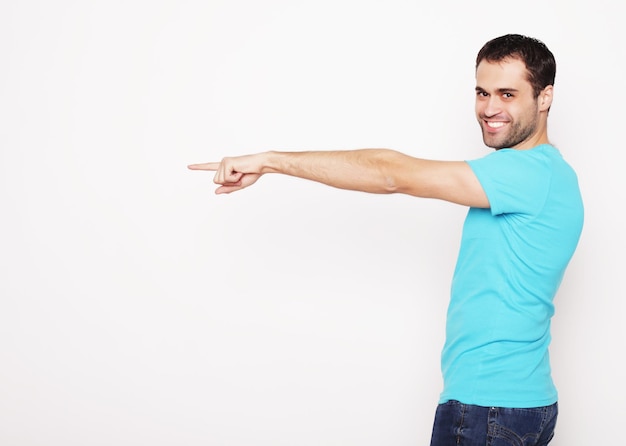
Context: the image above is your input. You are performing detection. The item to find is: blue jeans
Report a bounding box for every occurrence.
[429,400,558,446]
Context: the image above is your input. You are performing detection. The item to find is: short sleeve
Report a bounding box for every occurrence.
[467,149,552,216]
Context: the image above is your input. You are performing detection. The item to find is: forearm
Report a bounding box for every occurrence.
[261,148,410,194]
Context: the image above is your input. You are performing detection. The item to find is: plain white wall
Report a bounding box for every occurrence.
[1,1,623,445]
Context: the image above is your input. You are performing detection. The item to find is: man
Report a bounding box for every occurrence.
[189,34,583,446]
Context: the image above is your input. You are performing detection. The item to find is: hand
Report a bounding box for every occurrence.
[187,153,265,194]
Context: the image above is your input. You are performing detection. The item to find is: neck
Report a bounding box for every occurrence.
[513,119,550,150]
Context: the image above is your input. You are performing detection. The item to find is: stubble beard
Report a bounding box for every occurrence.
[480,111,540,150]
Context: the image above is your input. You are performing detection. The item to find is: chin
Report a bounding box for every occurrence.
[482,136,507,150]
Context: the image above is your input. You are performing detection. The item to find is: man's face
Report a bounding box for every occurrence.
[475,58,546,150]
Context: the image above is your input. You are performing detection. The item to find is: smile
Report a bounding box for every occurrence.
[486,121,507,129]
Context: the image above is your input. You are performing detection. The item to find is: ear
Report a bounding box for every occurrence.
[538,85,554,112]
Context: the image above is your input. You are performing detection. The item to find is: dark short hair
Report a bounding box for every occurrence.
[476,34,556,97]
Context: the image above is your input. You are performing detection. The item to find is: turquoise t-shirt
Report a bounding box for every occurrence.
[439,144,584,408]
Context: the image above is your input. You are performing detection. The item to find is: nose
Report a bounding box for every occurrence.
[481,96,502,118]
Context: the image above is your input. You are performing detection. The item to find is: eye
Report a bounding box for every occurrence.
[476,91,489,97]
[503,92,514,98]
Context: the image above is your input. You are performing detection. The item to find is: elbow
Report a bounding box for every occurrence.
[381,174,400,194]
[368,149,403,194]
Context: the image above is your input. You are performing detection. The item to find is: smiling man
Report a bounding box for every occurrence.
[475,48,553,151]
[189,34,584,446]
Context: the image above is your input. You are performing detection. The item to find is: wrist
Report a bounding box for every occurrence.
[261,150,282,174]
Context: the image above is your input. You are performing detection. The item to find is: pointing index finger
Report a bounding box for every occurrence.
[187,162,220,171]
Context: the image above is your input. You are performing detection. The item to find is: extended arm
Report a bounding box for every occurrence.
[188,148,489,208]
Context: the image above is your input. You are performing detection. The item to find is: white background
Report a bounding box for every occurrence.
[1,1,623,445]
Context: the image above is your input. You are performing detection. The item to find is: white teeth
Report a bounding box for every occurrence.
[487,121,506,128]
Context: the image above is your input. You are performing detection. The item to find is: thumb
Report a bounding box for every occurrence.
[223,168,244,183]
